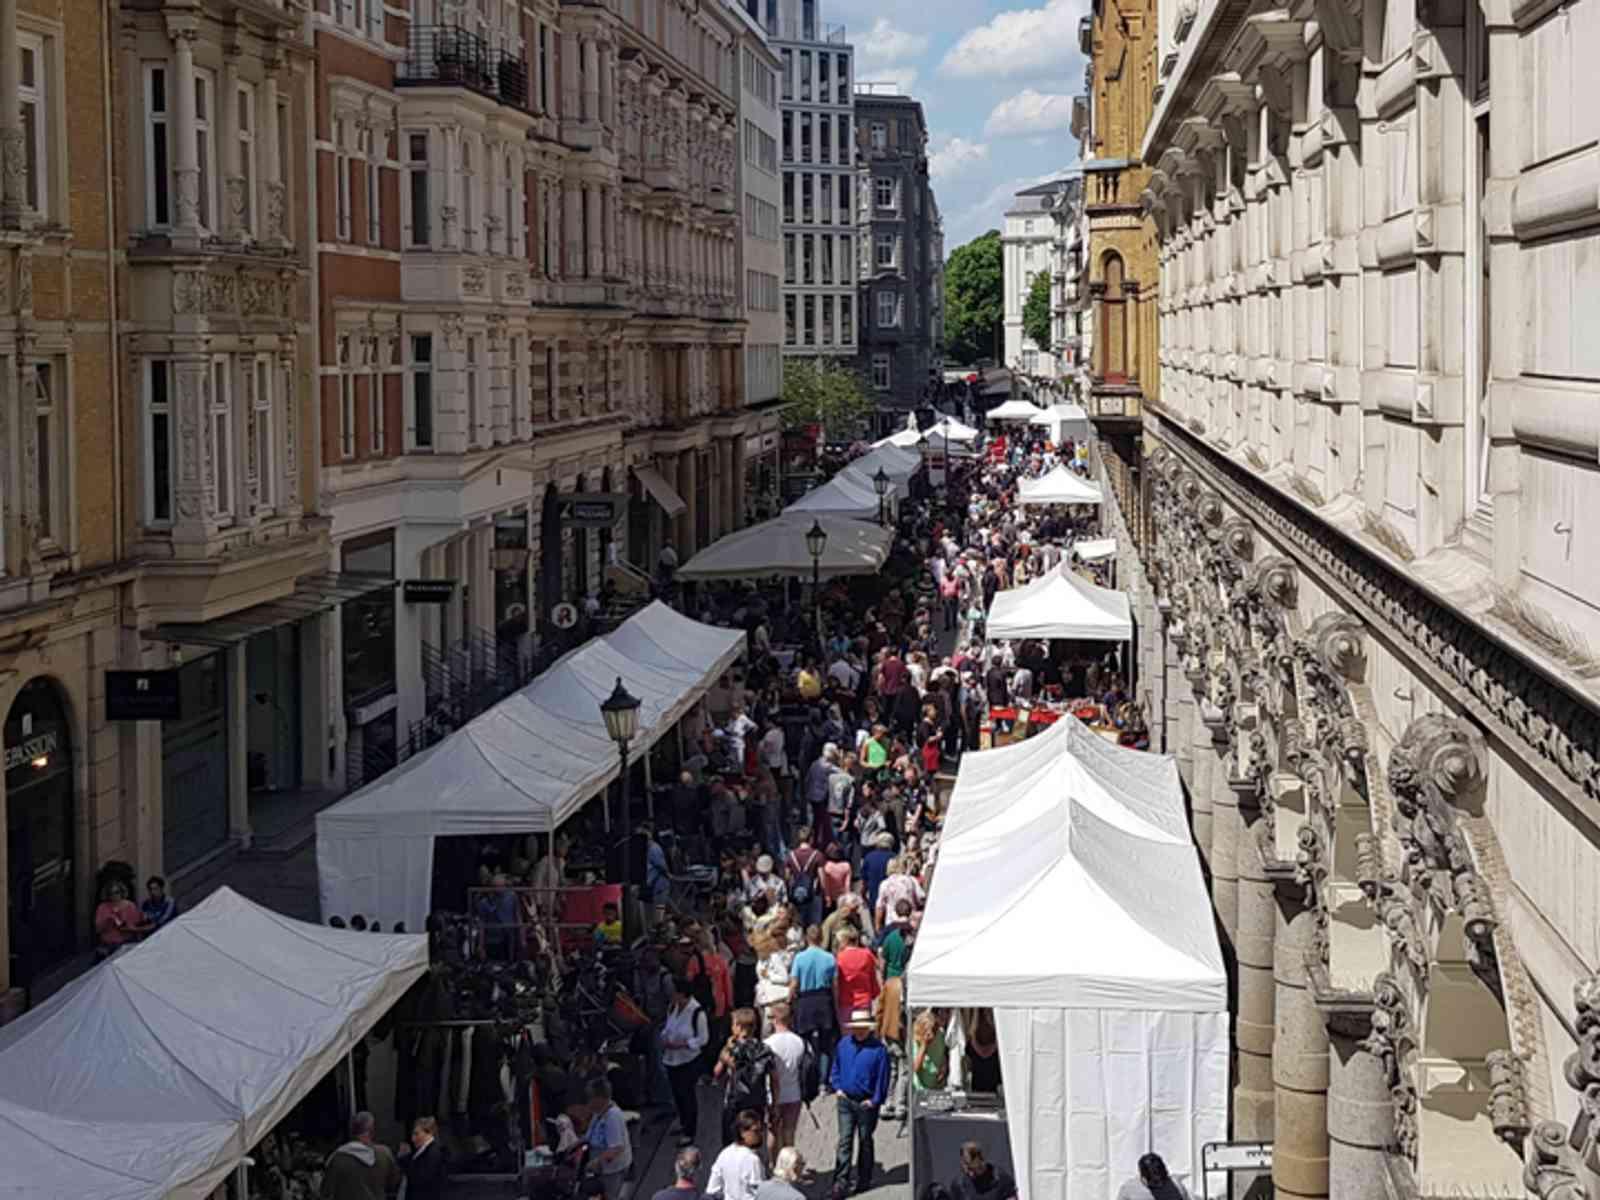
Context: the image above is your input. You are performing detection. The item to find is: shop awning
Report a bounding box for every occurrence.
[1074,537,1118,562]
[317,602,745,931]
[634,464,687,517]
[987,398,1046,421]
[677,513,893,581]
[149,572,396,648]
[0,887,426,1200]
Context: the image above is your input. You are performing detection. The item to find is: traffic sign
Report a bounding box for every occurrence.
[550,602,579,629]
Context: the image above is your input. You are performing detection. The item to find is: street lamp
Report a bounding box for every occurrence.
[872,466,891,526]
[805,519,828,649]
[599,676,641,845]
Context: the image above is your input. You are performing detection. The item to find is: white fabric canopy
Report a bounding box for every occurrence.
[1017,465,1103,507]
[783,471,883,520]
[923,414,981,442]
[1074,537,1117,562]
[677,514,892,581]
[910,717,1227,1200]
[317,603,744,930]
[1028,403,1092,444]
[874,426,979,458]
[848,443,921,483]
[987,398,1045,421]
[986,562,1132,641]
[0,887,426,1200]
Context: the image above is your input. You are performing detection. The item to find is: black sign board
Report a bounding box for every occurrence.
[557,493,625,528]
[105,670,183,721]
[403,579,457,604]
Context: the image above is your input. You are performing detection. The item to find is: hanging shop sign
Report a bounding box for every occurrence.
[105,670,183,721]
[403,580,457,604]
[550,602,580,629]
[557,493,625,528]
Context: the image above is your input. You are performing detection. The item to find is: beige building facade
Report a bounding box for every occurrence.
[1113,0,1600,1193]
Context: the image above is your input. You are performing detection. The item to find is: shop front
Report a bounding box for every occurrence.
[160,653,230,872]
[342,532,399,790]
[4,678,77,993]
[744,430,781,523]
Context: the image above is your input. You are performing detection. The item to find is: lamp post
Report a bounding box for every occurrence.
[599,677,641,859]
[872,466,891,527]
[805,519,828,650]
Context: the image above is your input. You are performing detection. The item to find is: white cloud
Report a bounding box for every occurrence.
[929,136,991,180]
[940,0,1086,79]
[948,167,1074,246]
[857,65,921,96]
[855,17,931,69]
[984,89,1076,137]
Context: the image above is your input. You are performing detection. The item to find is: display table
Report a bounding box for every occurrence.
[912,1093,1015,1197]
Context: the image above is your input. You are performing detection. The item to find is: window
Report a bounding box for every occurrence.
[872,353,891,391]
[820,234,834,284]
[783,234,795,284]
[460,138,476,251]
[877,289,900,328]
[782,111,792,162]
[410,334,434,448]
[365,126,383,245]
[799,50,812,102]
[800,112,812,164]
[30,362,60,544]
[875,233,896,269]
[465,336,480,443]
[819,175,832,225]
[782,172,794,222]
[334,118,352,240]
[841,295,854,342]
[802,295,815,345]
[785,294,796,344]
[337,336,355,458]
[19,34,50,217]
[144,65,170,226]
[837,115,851,165]
[840,234,853,283]
[836,53,849,104]
[509,337,523,439]
[208,356,233,518]
[875,177,895,210]
[364,338,384,455]
[194,70,218,232]
[406,131,430,246]
[820,295,834,344]
[502,152,517,255]
[839,175,852,217]
[243,354,276,512]
[1024,218,1034,234]
[870,122,887,151]
[801,234,814,284]
[144,359,173,524]
[801,173,813,223]
[781,49,792,100]
[277,97,292,239]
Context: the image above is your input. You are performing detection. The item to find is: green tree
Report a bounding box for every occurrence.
[780,357,874,440]
[1022,270,1053,356]
[944,230,1004,365]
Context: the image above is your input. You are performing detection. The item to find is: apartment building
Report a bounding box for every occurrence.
[854,90,940,422]
[1002,180,1069,381]
[316,0,761,781]
[728,1,784,522]
[1044,175,1090,395]
[745,0,856,361]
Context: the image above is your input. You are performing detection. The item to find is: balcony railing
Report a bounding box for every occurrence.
[399,25,528,108]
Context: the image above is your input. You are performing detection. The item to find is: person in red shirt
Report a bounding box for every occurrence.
[94,880,149,956]
[833,925,881,1030]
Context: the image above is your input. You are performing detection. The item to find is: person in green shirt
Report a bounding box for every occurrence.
[861,724,890,770]
[912,1009,949,1091]
[879,898,914,980]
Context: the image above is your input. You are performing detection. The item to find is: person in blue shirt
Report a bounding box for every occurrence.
[141,875,178,931]
[789,926,839,1089]
[643,824,672,927]
[829,1010,890,1198]
[861,833,896,914]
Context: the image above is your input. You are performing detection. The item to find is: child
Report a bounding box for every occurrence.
[596,902,622,945]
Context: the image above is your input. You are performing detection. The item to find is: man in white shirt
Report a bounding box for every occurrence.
[763,1001,808,1156]
[726,705,757,768]
[827,656,859,692]
[707,1110,766,1200]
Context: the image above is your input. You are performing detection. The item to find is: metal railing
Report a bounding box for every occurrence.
[398,24,528,108]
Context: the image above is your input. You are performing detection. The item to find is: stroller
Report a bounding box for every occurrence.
[525,1115,604,1200]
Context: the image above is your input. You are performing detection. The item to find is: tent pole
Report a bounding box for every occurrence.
[346,1050,357,1119]
[644,747,655,820]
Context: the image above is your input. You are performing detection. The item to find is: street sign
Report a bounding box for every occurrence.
[550,602,579,629]
[557,493,625,528]
[105,670,182,721]
[403,579,457,604]
[1203,1142,1272,1174]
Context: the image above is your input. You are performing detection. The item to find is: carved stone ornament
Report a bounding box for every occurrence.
[1366,972,1421,1162]
[1252,554,1299,610]
[1221,515,1255,561]
[1524,973,1600,1199]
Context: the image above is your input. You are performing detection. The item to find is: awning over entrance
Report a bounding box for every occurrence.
[634,465,687,517]
[148,572,396,648]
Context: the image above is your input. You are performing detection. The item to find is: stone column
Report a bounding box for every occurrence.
[719,437,736,538]
[169,21,202,244]
[563,180,583,278]
[1210,732,1241,942]
[262,66,285,245]
[1234,813,1278,1199]
[677,446,697,555]
[581,37,600,124]
[0,0,22,226]
[1273,885,1331,1200]
[227,640,252,848]
[1189,694,1215,872]
[171,357,212,540]
[585,183,602,279]
[732,431,748,525]
[1326,1020,1393,1200]
[561,31,580,120]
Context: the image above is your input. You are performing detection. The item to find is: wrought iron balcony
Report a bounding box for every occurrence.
[399,25,528,108]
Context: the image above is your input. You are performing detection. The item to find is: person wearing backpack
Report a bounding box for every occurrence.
[714,1007,779,1149]
[662,977,711,1148]
[785,827,824,928]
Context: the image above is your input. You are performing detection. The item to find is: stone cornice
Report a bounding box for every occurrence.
[1146,410,1600,840]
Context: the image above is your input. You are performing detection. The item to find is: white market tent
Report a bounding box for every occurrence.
[676,513,893,581]
[987,562,1132,641]
[1028,403,1092,444]
[317,603,744,931]
[782,470,885,520]
[846,443,921,488]
[909,716,1227,1200]
[987,398,1045,422]
[1017,464,1103,507]
[923,414,981,442]
[1074,537,1117,562]
[0,887,426,1200]
[875,425,979,458]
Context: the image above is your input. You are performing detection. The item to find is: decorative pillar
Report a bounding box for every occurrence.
[563,179,583,278]
[1325,1017,1393,1200]
[262,64,285,244]
[676,447,697,555]
[1210,730,1241,942]
[172,357,212,540]
[581,37,600,124]
[1188,686,1214,870]
[561,31,580,120]
[732,430,748,525]
[719,437,735,539]
[169,20,202,243]
[1273,885,1331,1200]
[585,183,602,279]
[1234,813,1278,1198]
[0,0,23,227]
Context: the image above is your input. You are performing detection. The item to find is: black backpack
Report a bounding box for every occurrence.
[726,1041,772,1111]
[798,1039,822,1106]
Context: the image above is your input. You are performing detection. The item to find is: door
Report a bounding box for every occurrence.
[161,653,229,871]
[5,677,76,989]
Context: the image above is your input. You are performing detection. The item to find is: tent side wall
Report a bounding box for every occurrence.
[993,1005,1229,1200]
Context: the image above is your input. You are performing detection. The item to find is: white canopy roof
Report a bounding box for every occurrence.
[1017,464,1103,506]
[1028,403,1092,443]
[782,470,883,520]
[0,887,426,1200]
[1074,536,1117,562]
[317,603,744,929]
[987,561,1132,641]
[845,443,920,485]
[678,513,893,581]
[910,717,1226,1199]
[874,426,979,457]
[923,414,981,442]
[987,398,1045,421]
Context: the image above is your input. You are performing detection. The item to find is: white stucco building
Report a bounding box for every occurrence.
[730,2,784,415]
[1001,179,1072,380]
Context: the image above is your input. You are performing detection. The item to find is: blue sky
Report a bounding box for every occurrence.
[838,0,1090,252]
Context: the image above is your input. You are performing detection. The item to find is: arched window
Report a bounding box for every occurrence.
[1101,251,1127,382]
